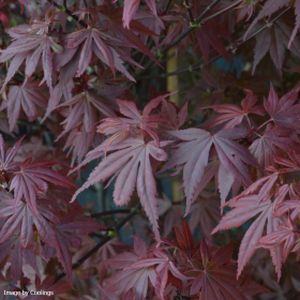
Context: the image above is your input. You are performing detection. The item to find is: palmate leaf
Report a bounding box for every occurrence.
[212,178,289,279]
[104,236,186,299]
[63,27,135,81]
[71,137,168,241]
[243,0,290,40]
[163,127,256,215]
[122,0,157,28]
[263,84,300,131]
[57,91,115,137]
[259,217,299,265]
[0,22,61,90]
[0,194,100,281]
[98,96,166,145]
[243,0,300,48]
[0,194,58,248]
[249,125,292,167]
[252,21,300,74]
[10,159,75,212]
[189,241,245,300]
[63,128,96,166]
[208,89,264,129]
[3,81,47,131]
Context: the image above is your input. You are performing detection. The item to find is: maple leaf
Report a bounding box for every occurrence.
[236,0,257,22]
[252,21,300,74]
[212,181,289,279]
[57,91,114,137]
[0,194,58,250]
[160,100,188,130]
[259,218,299,265]
[243,0,300,49]
[187,240,245,300]
[274,152,300,175]
[97,5,160,64]
[63,27,135,81]
[244,0,290,40]
[122,0,157,28]
[0,191,99,281]
[98,95,167,144]
[2,81,47,131]
[10,159,75,212]
[0,22,61,90]
[163,127,256,215]
[71,137,168,241]
[104,236,187,299]
[263,84,300,131]
[208,89,264,128]
[0,198,59,281]
[249,125,293,167]
[63,128,96,166]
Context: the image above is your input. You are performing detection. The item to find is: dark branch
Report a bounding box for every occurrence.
[136,0,242,79]
[139,6,291,80]
[163,0,221,52]
[91,208,132,218]
[183,0,195,23]
[53,209,137,283]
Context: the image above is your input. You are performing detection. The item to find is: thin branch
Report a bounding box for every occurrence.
[91,208,131,218]
[183,0,194,23]
[201,0,242,23]
[163,0,221,52]
[139,6,291,80]
[243,6,291,42]
[53,209,137,283]
[47,0,87,28]
[136,0,241,79]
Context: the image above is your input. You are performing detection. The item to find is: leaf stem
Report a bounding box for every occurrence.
[257,119,272,131]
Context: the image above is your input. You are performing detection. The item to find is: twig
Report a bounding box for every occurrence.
[243,6,290,42]
[136,0,240,79]
[201,0,242,23]
[91,208,131,218]
[163,0,221,52]
[139,6,291,80]
[183,0,194,23]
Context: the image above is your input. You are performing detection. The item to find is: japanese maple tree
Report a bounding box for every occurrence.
[2,0,300,299]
